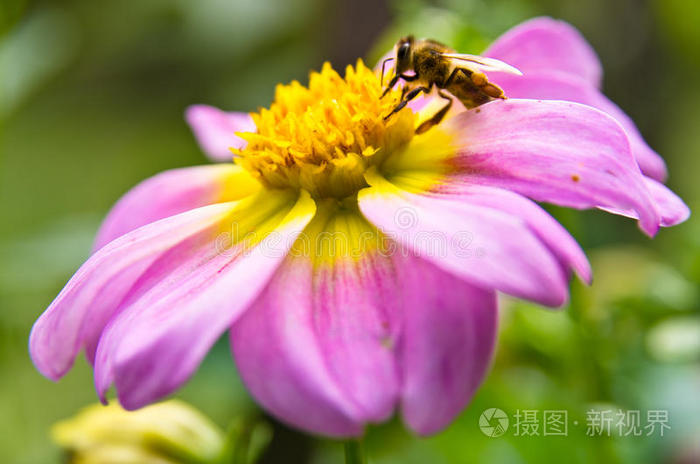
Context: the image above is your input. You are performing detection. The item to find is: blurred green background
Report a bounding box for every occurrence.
[1,0,698,463]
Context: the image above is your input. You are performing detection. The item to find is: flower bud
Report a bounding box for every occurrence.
[52,400,225,464]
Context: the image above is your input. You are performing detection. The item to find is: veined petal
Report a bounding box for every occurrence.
[599,178,690,227]
[399,258,497,435]
[444,99,660,236]
[484,17,602,87]
[380,138,590,283]
[488,71,668,181]
[94,164,260,251]
[359,172,570,307]
[230,205,401,437]
[93,190,316,409]
[231,203,499,437]
[30,202,239,381]
[185,105,256,162]
[435,184,592,283]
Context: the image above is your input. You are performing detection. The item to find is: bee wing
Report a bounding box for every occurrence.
[442,53,523,75]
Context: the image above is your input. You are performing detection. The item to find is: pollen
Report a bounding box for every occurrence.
[233,60,416,198]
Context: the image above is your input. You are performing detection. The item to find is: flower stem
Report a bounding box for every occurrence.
[343,439,367,464]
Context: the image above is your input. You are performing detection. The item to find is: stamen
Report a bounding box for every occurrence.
[233,60,416,198]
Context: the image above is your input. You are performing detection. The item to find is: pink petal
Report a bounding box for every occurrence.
[29,202,238,381]
[399,258,497,435]
[644,178,690,227]
[445,99,660,237]
[93,191,316,409]
[359,175,570,307]
[231,240,499,437]
[489,71,668,181]
[230,254,384,437]
[94,164,260,251]
[230,209,402,437]
[600,177,690,227]
[185,105,256,162]
[436,184,592,284]
[485,17,602,87]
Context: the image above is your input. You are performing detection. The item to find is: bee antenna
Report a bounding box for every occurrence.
[380,57,395,88]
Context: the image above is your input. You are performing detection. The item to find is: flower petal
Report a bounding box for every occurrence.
[230,208,401,437]
[435,184,592,283]
[29,202,239,381]
[231,205,499,437]
[489,71,668,181]
[185,105,256,162]
[644,178,690,227]
[484,17,602,87]
[359,172,570,307]
[93,191,316,409]
[599,178,690,227]
[94,164,260,251]
[399,258,497,435]
[444,99,660,236]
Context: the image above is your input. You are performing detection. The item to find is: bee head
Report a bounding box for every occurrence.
[395,35,414,74]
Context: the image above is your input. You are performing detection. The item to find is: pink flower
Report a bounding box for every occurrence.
[31,18,688,438]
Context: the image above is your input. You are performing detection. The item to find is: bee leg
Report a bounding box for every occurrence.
[384,86,430,120]
[442,67,465,87]
[381,73,419,98]
[415,90,453,134]
[381,75,400,98]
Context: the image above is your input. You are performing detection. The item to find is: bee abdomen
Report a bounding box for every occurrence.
[449,71,504,109]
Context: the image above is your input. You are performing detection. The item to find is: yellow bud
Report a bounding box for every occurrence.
[51,400,225,464]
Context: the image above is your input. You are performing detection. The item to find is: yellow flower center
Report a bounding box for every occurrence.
[233,60,416,199]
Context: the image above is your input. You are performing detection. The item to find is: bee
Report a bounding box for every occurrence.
[381,36,522,133]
